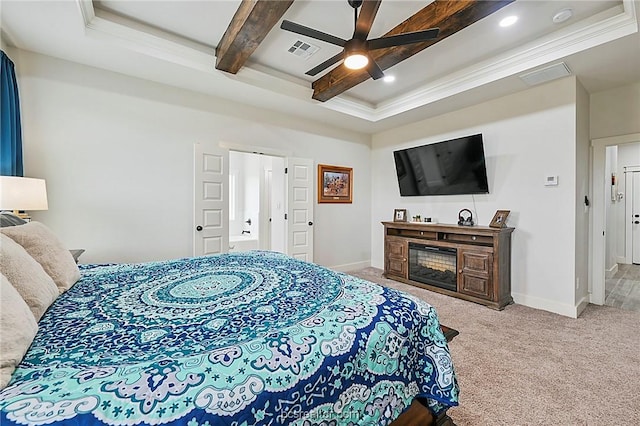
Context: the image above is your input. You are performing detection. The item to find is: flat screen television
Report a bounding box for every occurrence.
[393,134,489,196]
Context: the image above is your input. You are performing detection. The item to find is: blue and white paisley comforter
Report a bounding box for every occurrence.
[0,251,458,425]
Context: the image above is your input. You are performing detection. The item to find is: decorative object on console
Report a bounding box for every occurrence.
[0,176,48,220]
[317,164,353,203]
[458,208,474,226]
[393,208,407,222]
[489,210,510,228]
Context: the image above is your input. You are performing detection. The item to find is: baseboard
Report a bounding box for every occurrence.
[329,260,371,272]
[605,263,618,279]
[575,296,590,317]
[512,292,587,318]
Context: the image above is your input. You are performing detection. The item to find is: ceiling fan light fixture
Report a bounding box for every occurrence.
[344,53,369,70]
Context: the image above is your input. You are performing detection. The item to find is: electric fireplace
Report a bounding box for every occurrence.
[408,242,457,291]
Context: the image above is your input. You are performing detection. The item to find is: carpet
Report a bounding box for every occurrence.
[348,267,640,425]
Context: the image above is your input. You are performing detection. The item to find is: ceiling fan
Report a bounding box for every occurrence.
[280,0,440,80]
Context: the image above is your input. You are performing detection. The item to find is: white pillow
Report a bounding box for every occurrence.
[1,221,80,293]
[0,272,39,389]
[0,234,59,320]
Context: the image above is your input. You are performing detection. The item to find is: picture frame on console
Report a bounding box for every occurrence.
[489,210,510,228]
[318,164,353,204]
[393,209,407,222]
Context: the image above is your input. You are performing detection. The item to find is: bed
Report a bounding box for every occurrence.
[0,249,458,425]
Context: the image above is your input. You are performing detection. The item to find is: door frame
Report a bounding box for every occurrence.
[590,133,640,305]
[215,142,314,261]
[628,167,640,264]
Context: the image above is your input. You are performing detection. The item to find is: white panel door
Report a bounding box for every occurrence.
[194,143,229,256]
[633,172,640,264]
[286,158,314,262]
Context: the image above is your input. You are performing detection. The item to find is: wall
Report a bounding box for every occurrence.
[574,79,590,309]
[590,82,640,139]
[371,77,581,316]
[14,50,372,269]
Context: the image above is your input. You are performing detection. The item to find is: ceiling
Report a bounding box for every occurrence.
[1,0,639,134]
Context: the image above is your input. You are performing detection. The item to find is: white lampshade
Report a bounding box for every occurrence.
[0,176,48,211]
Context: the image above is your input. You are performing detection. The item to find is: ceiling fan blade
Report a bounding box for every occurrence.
[281,20,347,47]
[366,58,384,80]
[306,52,345,76]
[353,0,382,40]
[368,28,440,50]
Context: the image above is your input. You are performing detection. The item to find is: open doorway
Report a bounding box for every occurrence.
[591,134,640,312]
[228,151,286,253]
[193,142,315,261]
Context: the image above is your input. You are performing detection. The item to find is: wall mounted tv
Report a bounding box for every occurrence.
[393,134,489,196]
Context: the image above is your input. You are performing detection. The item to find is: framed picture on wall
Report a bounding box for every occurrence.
[318,164,353,203]
[489,210,510,228]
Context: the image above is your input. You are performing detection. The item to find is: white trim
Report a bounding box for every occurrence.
[329,260,371,273]
[606,262,619,279]
[512,292,587,319]
[371,3,637,121]
[575,296,590,318]
[219,142,292,158]
[72,0,638,122]
[625,166,640,173]
[590,133,640,306]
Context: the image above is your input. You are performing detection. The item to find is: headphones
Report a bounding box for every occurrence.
[458,209,474,226]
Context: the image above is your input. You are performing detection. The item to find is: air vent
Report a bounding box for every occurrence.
[519,62,572,86]
[287,40,320,60]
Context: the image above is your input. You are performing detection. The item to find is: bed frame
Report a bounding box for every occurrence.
[391,325,459,426]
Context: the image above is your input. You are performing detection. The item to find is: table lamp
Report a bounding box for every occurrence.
[0,176,48,220]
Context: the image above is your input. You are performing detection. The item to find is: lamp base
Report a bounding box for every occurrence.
[12,210,31,220]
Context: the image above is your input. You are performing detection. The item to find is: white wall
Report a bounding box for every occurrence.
[372,77,581,316]
[14,50,372,269]
[591,82,640,139]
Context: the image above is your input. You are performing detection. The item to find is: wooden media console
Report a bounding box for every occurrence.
[382,221,514,310]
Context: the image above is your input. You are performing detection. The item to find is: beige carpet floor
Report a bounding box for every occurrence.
[348,267,640,425]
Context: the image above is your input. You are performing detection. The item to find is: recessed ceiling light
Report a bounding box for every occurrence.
[383,75,396,83]
[553,9,573,24]
[499,16,518,27]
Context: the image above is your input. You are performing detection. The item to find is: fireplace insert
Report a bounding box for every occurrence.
[408,243,457,291]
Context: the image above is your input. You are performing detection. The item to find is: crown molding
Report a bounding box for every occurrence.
[73,0,637,123]
[372,2,637,121]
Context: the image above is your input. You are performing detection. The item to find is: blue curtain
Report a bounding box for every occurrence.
[0,50,23,176]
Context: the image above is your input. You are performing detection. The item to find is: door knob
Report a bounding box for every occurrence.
[635,214,640,218]
[308,221,313,226]
[196,226,203,231]
[635,221,640,225]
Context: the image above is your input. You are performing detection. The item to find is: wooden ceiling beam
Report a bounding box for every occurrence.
[216,0,294,74]
[311,0,515,102]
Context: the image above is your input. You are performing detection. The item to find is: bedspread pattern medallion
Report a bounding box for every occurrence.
[0,251,458,425]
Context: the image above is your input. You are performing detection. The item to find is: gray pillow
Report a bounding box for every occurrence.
[0,212,27,228]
